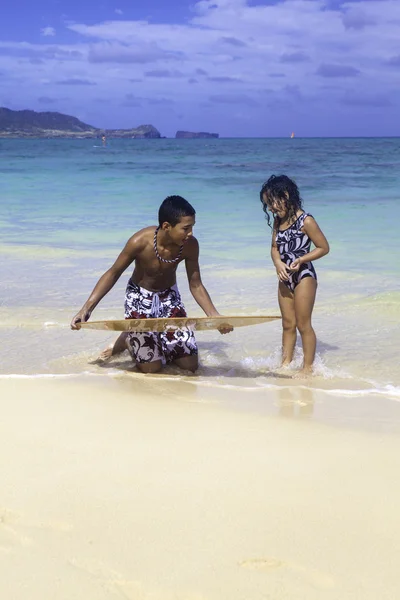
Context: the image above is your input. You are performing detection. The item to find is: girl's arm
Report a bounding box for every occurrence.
[290,216,329,270]
[271,230,291,282]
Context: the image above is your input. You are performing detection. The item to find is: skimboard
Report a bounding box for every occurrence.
[80,315,280,333]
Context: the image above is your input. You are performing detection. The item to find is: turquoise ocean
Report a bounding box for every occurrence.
[1,138,399,403]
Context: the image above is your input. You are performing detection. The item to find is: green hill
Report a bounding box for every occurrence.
[0,107,161,139]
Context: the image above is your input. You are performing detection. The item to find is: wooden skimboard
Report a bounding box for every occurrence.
[80,315,280,333]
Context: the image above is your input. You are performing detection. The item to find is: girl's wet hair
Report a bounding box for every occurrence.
[158,195,196,227]
[259,174,303,230]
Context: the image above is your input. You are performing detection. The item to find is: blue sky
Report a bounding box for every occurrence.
[1,0,399,137]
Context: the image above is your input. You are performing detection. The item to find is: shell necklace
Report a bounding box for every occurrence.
[153,227,184,264]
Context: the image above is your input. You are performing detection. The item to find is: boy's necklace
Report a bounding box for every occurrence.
[153,227,184,264]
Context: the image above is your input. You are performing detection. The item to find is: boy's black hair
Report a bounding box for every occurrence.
[259,174,303,230]
[158,195,196,227]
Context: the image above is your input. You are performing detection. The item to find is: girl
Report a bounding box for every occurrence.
[260,175,330,375]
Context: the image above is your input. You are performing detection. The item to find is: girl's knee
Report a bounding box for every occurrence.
[282,319,297,333]
[297,320,313,335]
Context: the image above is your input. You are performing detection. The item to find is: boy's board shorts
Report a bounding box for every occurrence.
[124,279,198,364]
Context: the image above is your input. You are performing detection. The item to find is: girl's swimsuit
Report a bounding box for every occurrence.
[275,212,317,293]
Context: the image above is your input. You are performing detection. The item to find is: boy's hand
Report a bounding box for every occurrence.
[70,308,92,330]
[275,261,291,281]
[218,323,234,335]
[209,312,233,334]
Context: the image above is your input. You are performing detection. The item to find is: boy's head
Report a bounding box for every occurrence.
[158,195,195,227]
[158,195,196,243]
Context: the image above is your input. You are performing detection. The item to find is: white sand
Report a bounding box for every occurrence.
[1,375,400,599]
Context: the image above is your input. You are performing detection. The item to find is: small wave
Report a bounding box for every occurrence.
[237,349,351,380]
[323,385,400,399]
[0,321,68,331]
[0,371,107,380]
[2,370,399,402]
[187,377,400,401]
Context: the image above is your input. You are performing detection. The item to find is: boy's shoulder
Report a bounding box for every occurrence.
[136,225,157,236]
[128,225,157,243]
[183,235,199,258]
[124,226,156,254]
[187,234,198,245]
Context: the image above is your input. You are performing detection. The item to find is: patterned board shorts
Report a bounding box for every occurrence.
[124,280,198,364]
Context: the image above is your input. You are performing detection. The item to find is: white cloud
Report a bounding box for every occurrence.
[87,41,179,64]
[60,0,400,99]
[41,27,56,37]
[115,9,123,15]
[1,0,400,134]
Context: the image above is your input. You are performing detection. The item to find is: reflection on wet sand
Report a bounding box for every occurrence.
[277,387,315,419]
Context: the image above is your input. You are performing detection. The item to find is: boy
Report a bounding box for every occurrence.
[71,195,230,373]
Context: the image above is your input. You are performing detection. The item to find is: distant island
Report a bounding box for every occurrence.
[175,131,219,139]
[0,107,161,139]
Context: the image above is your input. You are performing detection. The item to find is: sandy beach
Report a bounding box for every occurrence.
[2,375,400,600]
[2,137,400,599]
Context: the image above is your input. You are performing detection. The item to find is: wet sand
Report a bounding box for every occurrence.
[1,375,400,599]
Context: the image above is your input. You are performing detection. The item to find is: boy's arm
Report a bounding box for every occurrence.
[71,234,142,329]
[185,237,220,318]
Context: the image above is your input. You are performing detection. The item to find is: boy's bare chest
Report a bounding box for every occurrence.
[136,246,183,275]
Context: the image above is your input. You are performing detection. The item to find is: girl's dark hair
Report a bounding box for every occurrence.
[158,195,196,227]
[259,174,303,231]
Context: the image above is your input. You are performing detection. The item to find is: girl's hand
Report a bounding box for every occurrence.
[289,257,303,272]
[275,261,291,282]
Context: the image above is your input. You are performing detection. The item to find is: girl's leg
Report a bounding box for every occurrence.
[278,282,297,366]
[294,277,317,373]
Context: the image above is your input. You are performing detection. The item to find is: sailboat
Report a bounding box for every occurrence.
[290,132,295,138]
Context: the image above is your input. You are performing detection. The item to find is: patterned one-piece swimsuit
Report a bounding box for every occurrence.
[275,212,317,293]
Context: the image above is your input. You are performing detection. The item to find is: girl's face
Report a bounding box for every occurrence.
[262,193,287,219]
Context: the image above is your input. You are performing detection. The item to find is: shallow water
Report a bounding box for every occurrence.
[1,138,399,400]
